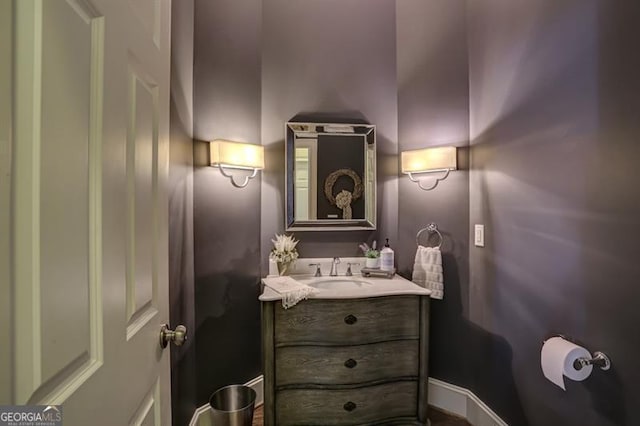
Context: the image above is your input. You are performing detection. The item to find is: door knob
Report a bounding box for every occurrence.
[159,324,187,348]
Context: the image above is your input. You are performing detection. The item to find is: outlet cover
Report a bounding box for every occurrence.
[474,224,485,247]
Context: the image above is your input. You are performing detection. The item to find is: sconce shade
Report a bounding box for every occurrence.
[401,146,457,174]
[210,140,264,170]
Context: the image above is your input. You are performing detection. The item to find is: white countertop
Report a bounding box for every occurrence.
[259,273,431,301]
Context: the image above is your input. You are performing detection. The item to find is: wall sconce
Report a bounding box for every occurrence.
[209,139,265,188]
[401,146,457,191]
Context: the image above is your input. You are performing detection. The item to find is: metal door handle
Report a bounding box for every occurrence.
[159,324,187,348]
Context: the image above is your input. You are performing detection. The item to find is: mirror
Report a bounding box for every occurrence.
[286,121,376,231]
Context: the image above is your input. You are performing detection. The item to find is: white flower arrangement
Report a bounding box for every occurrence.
[358,240,379,258]
[270,234,300,264]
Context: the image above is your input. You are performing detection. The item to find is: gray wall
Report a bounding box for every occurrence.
[191,0,472,413]
[468,0,640,424]
[191,0,401,406]
[260,0,399,272]
[315,135,366,220]
[192,0,263,406]
[396,0,472,388]
[169,0,196,424]
[186,2,640,425]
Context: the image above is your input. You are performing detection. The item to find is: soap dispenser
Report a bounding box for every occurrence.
[380,238,395,271]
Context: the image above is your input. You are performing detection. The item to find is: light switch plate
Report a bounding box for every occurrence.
[474,224,485,247]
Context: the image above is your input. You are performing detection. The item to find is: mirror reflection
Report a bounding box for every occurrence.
[286,122,376,231]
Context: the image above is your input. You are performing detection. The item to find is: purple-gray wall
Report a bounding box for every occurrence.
[180,1,640,424]
[169,0,195,424]
[260,0,399,272]
[468,0,640,424]
[190,0,401,409]
[189,0,470,415]
[192,0,263,407]
[396,0,472,389]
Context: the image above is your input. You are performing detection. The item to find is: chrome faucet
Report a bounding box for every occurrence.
[329,257,341,276]
[345,262,359,276]
[308,263,322,277]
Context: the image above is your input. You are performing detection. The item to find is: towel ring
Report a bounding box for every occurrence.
[416,223,443,249]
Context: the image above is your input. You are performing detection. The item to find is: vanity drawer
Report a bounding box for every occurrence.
[274,296,419,345]
[275,340,419,386]
[275,381,418,426]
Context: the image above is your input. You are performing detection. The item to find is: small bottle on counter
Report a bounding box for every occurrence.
[380,238,395,271]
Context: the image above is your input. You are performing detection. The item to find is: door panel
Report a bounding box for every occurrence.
[129,380,160,426]
[40,0,96,385]
[128,0,162,49]
[8,0,172,423]
[126,60,160,338]
[13,0,105,405]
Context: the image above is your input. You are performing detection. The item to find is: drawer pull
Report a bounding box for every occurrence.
[343,401,357,412]
[344,358,357,369]
[344,314,358,325]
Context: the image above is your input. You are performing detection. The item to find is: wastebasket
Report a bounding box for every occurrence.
[209,384,256,426]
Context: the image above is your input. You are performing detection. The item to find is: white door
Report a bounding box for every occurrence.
[3,0,174,424]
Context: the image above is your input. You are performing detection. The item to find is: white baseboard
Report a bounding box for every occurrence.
[189,375,264,426]
[428,378,508,426]
[189,375,507,426]
[244,375,264,409]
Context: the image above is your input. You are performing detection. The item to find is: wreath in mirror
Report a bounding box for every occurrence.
[324,168,363,220]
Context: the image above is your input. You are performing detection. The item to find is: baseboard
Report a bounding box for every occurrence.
[428,378,508,426]
[189,376,507,426]
[189,375,264,426]
[244,375,264,409]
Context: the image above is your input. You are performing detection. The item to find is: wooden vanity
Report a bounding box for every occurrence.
[261,279,430,426]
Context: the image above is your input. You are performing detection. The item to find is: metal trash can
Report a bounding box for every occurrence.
[209,384,256,426]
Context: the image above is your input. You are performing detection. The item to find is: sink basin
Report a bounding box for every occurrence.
[305,278,373,290]
[260,271,432,302]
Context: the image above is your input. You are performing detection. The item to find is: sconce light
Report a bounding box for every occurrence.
[401,146,457,191]
[209,139,265,188]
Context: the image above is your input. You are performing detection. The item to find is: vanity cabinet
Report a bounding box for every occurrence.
[262,295,430,426]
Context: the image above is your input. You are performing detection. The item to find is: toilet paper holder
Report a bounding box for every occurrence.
[573,351,611,371]
[544,334,611,371]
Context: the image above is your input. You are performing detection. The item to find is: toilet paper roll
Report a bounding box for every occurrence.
[541,336,593,390]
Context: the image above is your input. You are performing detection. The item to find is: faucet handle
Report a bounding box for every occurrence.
[308,263,322,277]
[346,263,360,276]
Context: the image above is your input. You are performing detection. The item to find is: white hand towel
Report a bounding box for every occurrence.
[412,245,444,299]
[263,276,316,309]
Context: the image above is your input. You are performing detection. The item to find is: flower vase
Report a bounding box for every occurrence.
[365,257,380,269]
[277,261,292,276]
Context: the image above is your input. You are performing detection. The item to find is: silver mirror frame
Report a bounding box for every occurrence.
[285,122,376,231]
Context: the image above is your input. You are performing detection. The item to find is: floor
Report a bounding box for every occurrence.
[251,405,471,426]
[428,406,472,426]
